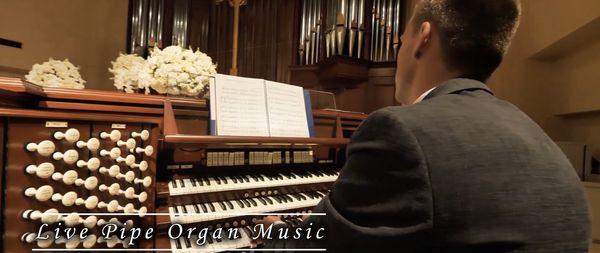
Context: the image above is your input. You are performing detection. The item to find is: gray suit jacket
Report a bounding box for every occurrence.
[269,78,590,252]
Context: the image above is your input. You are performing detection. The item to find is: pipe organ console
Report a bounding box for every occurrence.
[0,77,366,252]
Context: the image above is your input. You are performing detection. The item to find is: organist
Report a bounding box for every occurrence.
[258,0,591,252]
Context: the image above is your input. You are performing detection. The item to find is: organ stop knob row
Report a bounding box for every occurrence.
[51,171,98,190]
[98,183,148,202]
[22,209,97,228]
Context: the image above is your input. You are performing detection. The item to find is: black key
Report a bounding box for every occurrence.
[236,199,245,208]
[199,203,207,213]
[191,179,197,187]
[277,196,287,203]
[220,176,228,184]
[214,177,221,185]
[242,199,251,207]
[231,176,238,183]
[248,198,257,206]
[204,177,211,186]
[263,196,273,205]
[193,204,200,213]
[285,195,294,202]
[184,237,191,248]
[179,179,186,187]
[170,181,177,188]
[273,196,282,203]
[195,178,203,186]
[290,194,301,201]
[226,200,234,209]
[257,197,267,205]
[208,202,215,212]
[174,237,181,249]
[299,193,307,200]
[219,201,226,210]
[207,235,213,244]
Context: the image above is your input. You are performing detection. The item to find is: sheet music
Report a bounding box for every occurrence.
[265,80,310,137]
[214,74,270,137]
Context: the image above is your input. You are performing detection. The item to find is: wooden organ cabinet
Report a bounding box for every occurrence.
[0,77,366,252]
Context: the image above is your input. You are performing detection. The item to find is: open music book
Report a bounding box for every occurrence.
[209,74,314,138]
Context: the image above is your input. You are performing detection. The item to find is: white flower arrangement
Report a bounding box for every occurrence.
[138,45,217,97]
[109,53,147,93]
[25,58,86,89]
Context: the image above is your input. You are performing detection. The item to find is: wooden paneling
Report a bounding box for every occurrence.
[187,0,297,83]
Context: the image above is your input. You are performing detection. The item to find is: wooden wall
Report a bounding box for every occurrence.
[188,0,297,83]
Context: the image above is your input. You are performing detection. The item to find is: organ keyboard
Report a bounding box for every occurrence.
[168,170,339,195]
[169,190,327,224]
[0,77,366,252]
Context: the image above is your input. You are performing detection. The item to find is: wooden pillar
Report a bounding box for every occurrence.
[228,0,246,76]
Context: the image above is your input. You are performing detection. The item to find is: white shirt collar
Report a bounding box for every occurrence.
[413,87,437,104]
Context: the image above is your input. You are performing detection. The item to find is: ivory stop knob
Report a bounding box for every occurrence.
[100,130,121,142]
[37,231,55,248]
[117,154,136,165]
[123,171,136,182]
[63,212,82,227]
[75,176,98,190]
[53,128,80,143]
[131,160,148,171]
[99,165,121,177]
[133,145,154,156]
[118,138,137,150]
[76,137,100,151]
[52,149,79,164]
[24,185,54,201]
[52,191,78,206]
[99,183,121,196]
[26,140,56,156]
[100,147,121,159]
[134,176,153,187]
[25,162,55,179]
[75,195,99,210]
[124,187,148,202]
[131,130,150,141]
[83,234,97,248]
[77,157,101,171]
[52,170,79,185]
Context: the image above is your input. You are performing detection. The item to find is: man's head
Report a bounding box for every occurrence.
[394,0,521,104]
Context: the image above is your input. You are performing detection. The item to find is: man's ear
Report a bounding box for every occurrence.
[413,21,432,59]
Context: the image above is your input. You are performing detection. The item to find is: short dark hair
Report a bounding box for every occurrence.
[412,0,521,81]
